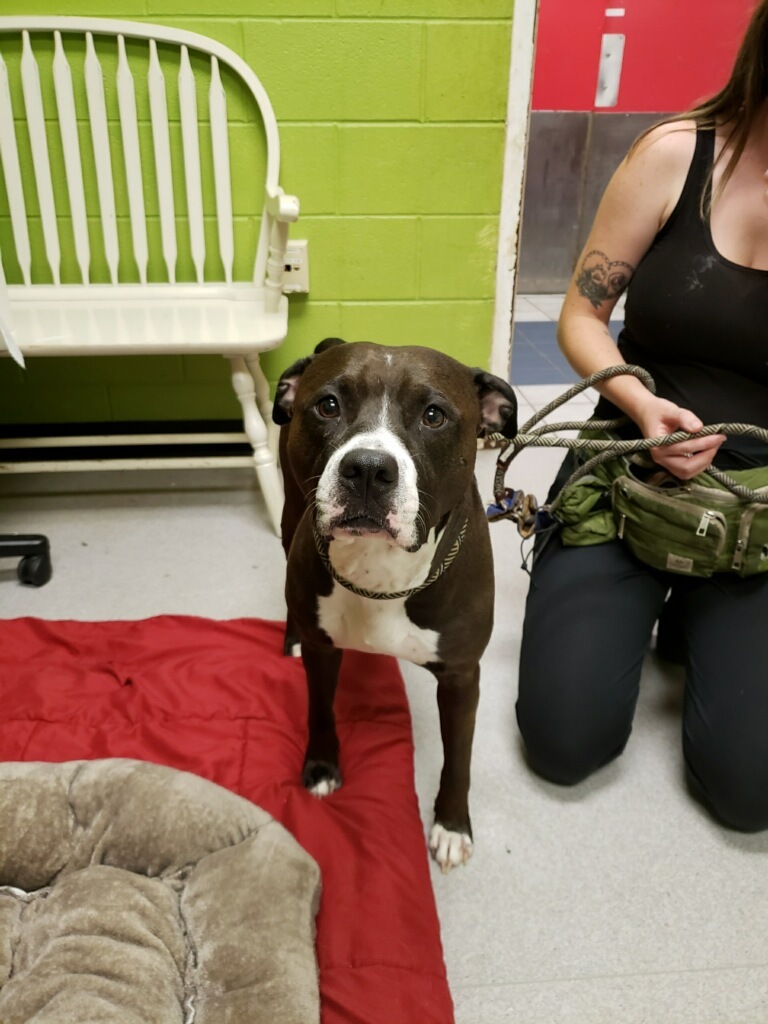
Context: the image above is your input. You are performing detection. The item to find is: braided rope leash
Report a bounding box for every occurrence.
[488,365,768,531]
[313,519,468,601]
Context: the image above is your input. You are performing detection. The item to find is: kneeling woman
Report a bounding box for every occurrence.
[516,0,768,831]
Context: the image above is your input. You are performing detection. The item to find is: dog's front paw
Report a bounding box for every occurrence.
[429,824,474,874]
[282,613,302,657]
[302,759,343,797]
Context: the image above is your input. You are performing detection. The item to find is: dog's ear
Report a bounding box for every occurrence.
[313,336,346,354]
[273,356,313,425]
[472,369,518,439]
[272,338,347,425]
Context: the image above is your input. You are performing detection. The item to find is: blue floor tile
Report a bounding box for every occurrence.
[511,319,623,385]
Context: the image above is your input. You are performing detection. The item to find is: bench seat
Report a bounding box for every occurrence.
[6,285,288,357]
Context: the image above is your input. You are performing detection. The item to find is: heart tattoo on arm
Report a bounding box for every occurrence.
[576,250,634,308]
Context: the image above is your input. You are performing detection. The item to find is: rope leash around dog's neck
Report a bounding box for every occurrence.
[487,364,768,537]
[313,517,469,601]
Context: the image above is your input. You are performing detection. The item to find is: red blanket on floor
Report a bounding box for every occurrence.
[0,616,454,1024]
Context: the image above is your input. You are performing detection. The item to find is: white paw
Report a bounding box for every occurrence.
[429,824,474,874]
[309,777,341,798]
[290,642,302,658]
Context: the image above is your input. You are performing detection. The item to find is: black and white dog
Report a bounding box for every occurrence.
[273,339,517,872]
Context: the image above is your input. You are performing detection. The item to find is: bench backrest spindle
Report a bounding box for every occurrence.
[0,17,297,299]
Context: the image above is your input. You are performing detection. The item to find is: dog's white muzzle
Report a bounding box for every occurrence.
[315,427,421,549]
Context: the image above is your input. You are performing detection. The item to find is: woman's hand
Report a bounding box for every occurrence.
[634,396,726,480]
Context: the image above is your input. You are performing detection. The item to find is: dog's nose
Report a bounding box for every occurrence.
[338,448,399,502]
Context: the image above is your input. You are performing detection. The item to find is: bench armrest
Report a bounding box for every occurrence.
[265,186,300,224]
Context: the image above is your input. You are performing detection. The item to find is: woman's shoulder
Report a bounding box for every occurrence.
[627,119,699,170]
[613,119,699,221]
[592,120,700,238]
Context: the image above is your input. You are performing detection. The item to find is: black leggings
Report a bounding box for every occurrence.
[516,484,768,832]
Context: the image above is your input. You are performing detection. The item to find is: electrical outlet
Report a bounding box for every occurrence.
[282,240,309,294]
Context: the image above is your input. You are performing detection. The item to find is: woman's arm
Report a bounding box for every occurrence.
[557,122,726,478]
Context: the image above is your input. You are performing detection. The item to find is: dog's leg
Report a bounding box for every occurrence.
[429,666,479,873]
[301,643,344,796]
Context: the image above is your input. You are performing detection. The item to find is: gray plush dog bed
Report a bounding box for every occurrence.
[0,759,321,1024]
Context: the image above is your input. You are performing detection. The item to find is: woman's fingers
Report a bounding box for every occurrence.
[650,433,727,479]
[654,432,727,459]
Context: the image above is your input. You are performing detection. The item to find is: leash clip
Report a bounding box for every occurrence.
[485,488,540,538]
[518,493,540,538]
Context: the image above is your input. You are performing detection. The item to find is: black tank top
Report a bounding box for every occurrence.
[595,127,768,469]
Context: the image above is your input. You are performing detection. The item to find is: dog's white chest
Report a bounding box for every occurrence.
[317,535,440,665]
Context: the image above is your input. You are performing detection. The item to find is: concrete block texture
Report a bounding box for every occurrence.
[0,4,512,424]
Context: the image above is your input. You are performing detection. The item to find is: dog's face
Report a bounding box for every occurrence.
[274,341,517,552]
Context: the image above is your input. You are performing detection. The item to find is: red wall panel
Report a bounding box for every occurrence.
[531,0,605,111]
[532,0,756,113]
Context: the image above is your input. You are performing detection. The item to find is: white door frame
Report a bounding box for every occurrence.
[490,0,539,380]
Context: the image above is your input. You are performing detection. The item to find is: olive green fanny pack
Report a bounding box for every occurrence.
[555,440,768,577]
[611,470,768,576]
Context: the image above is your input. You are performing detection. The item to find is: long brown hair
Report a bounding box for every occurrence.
[633,0,768,213]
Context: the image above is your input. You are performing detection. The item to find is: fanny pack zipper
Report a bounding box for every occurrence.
[696,510,718,536]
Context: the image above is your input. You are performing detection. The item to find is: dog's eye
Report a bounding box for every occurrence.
[316,395,340,419]
[422,405,446,429]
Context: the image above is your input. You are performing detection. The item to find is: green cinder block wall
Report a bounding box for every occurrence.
[0,1,513,426]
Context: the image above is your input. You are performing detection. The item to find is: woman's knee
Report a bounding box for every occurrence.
[516,694,631,787]
[686,754,768,833]
[685,717,768,831]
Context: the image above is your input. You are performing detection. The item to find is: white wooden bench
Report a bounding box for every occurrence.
[0,17,302,535]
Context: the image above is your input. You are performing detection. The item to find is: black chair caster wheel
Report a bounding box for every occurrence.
[1,534,52,587]
[17,553,53,587]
